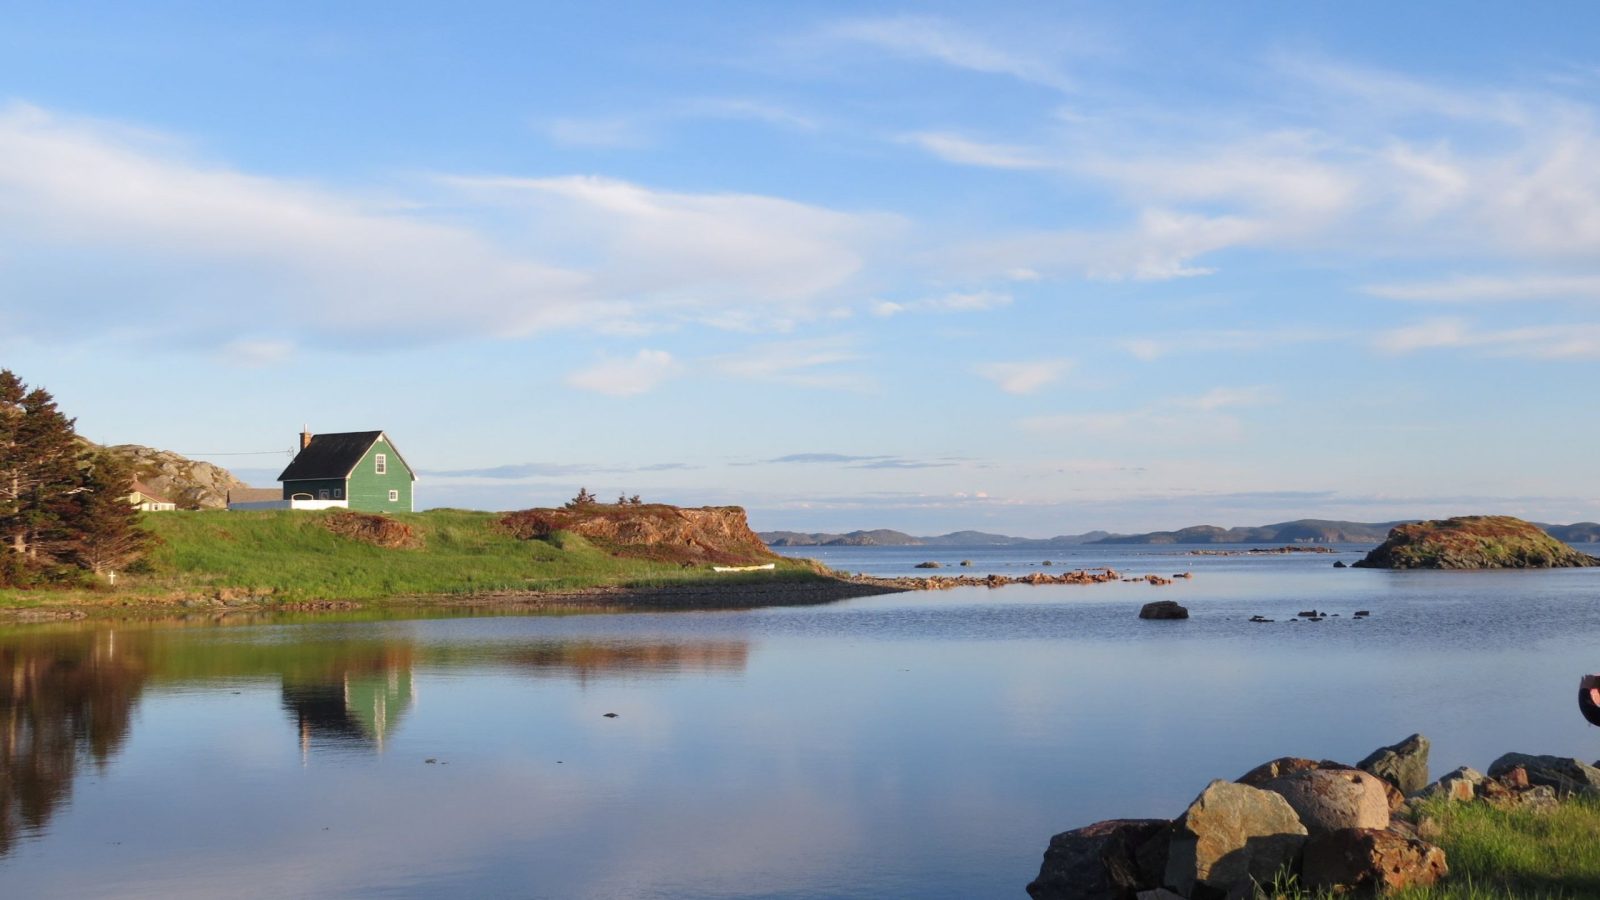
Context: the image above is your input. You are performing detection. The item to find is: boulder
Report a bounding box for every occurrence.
[1236,757,1323,788]
[914,561,942,569]
[1262,768,1390,835]
[1302,827,1448,893]
[1164,780,1308,898]
[1419,766,1484,803]
[1358,733,1431,796]
[1135,891,1185,900]
[1026,819,1168,900]
[1487,753,1600,797]
[1138,601,1189,620]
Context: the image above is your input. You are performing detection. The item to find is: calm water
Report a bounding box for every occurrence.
[3,544,1600,899]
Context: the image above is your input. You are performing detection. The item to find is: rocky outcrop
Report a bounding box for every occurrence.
[1165,780,1308,898]
[497,504,778,566]
[1353,515,1598,569]
[1487,753,1600,797]
[1026,819,1168,900]
[1138,601,1188,620]
[1301,827,1448,893]
[1358,733,1431,796]
[94,443,249,510]
[322,511,421,549]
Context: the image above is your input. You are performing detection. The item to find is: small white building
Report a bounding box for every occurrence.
[128,481,177,512]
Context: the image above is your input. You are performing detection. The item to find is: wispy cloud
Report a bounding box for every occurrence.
[565,349,681,396]
[709,336,871,390]
[1374,318,1600,359]
[903,132,1052,170]
[539,98,817,149]
[1019,387,1279,442]
[1364,274,1600,303]
[972,359,1073,395]
[870,290,1012,317]
[1120,327,1344,361]
[823,16,1075,91]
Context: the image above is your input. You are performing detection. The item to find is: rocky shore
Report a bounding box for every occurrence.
[1026,733,1600,899]
[849,568,1194,591]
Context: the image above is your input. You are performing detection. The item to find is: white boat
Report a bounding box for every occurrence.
[711,563,777,573]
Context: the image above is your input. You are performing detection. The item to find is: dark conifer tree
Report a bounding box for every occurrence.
[68,452,152,576]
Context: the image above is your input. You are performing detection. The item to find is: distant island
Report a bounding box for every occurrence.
[1354,516,1600,569]
[760,519,1600,547]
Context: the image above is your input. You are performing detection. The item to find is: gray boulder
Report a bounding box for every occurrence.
[1262,768,1390,835]
[1419,766,1484,803]
[1358,733,1430,796]
[1165,780,1308,898]
[1026,819,1167,900]
[1487,753,1600,797]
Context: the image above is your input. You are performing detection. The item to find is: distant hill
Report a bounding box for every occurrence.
[1091,519,1411,545]
[758,528,1117,547]
[1542,522,1600,543]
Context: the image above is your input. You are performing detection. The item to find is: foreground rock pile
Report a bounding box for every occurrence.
[1026,733,1594,899]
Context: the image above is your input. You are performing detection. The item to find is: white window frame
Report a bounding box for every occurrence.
[318,489,330,500]
[374,453,387,475]
[388,489,399,502]
[333,488,343,499]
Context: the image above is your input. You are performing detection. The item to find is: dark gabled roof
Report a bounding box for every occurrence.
[278,431,415,482]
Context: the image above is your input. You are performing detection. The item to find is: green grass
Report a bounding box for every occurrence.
[1390,796,1600,899]
[1261,796,1600,899]
[0,509,827,607]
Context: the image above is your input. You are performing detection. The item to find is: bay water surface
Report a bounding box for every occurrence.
[3,543,1599,898]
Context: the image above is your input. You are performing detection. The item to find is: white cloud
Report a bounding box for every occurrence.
[1374,317,1600,359]
[1018,387,1277,443]
[972,359,1073,395]
[824,16,1075,91]
[565,349,681,396]
[0,103,899,348]
[1120,327,1343,361]
[1174,386,1280,411]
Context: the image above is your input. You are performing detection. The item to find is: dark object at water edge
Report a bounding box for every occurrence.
[1580,675,1600,727]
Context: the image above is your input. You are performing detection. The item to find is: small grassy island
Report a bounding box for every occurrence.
[1353,515,1600,570]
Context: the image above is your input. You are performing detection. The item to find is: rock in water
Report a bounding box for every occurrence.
[1164,780,1307,898]
[1026,818,1167,900]
[1262,768,1390,835]
[1358,733,1431,796]
[1353,515,1599,569]
[1487,753,1600,797]
[1138,601,1188,620]
[1301,827,1448,893]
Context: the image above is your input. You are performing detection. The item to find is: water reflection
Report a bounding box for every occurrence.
[281,644,415,754]
[0,629,148,855]
[501,640,749,680]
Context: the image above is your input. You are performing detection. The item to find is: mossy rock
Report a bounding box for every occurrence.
[1354,515,1599,570]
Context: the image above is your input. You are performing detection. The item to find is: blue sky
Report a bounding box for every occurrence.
[3,2,1599,534]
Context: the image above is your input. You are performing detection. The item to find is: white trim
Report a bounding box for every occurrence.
[388,489,399,502]
[375,453,387,475]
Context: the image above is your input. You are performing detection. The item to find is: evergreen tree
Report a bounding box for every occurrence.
[0,383,82,559]
[68,452,152,576]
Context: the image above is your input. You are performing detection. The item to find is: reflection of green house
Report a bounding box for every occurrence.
[282,668,412,753]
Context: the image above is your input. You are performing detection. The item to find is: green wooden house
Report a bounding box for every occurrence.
[277,430,416,512]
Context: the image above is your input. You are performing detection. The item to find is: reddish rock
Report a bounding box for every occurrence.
[1027,819,1169,900]
[1302,827,1448,893]
[1237,757,1322,787]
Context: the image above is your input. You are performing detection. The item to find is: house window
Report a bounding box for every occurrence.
[388,489,399,502]
[333,488,343,499]
[318,489,330,500]
[375,453,387,475]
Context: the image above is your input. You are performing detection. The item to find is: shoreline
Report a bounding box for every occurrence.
[0,575,909,624]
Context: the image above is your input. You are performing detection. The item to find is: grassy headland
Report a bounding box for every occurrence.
[0,508,866,615]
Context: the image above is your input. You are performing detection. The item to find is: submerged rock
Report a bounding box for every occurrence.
[1138,600,1188,620]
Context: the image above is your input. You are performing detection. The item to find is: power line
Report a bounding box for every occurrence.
[176,449,293,457]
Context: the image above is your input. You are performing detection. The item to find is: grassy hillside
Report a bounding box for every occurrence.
[0,509,824,607]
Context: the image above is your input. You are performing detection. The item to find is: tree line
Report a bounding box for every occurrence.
[0,370,149,587]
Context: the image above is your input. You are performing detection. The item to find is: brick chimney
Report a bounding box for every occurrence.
[300,425,313,451]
